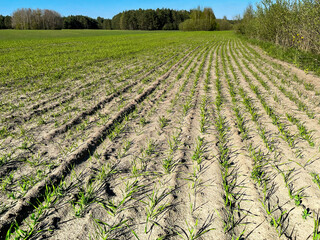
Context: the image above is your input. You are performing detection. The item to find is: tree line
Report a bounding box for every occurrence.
[113,8,189,30]
[10,9,63,29]
[179,7,217,31]
[0,7,234,31]
[237,0,320,54]
[0,15,12,29]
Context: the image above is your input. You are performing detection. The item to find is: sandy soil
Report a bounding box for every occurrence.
[1,38,320,240]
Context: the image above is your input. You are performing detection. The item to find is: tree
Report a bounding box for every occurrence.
[97,17,112,29]
[179,7,217,31]
[63,15,98,29]
[239,0,320,54]
[113,8,189,30]
[112,13,122,29]
[216,16,233,31]
[120,11,139,30]
[12,8,62,29]
[43,9,63,29]
[0,15,12,29]
[4,16,12,29]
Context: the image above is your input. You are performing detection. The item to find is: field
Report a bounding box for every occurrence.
[1,30,320,239]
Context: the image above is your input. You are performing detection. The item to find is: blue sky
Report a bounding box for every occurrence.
[1,0,259,19]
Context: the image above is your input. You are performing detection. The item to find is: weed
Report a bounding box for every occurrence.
[145,139,157,156]
[294,194,303,206]
[313,215,320,240]
[162,156,175,174]
[175,217,215,240]
[140,117,147,126]
[269,210,288,237]
[191,137,205,165]
[71,183,96,217]
[99,180,142,217]
[142,188,171,233]
[0,153,11,166]
[183,100,192,116]
[91,217,129,240]
[0,126,10,139]
[304,83,315,91]
[311,173,320,189]
[302,208,311,220]
[159,116,169,129]
[94,163,118,182]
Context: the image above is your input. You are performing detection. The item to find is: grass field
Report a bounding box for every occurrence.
[0,30,149,40]
[1,30,320,239]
